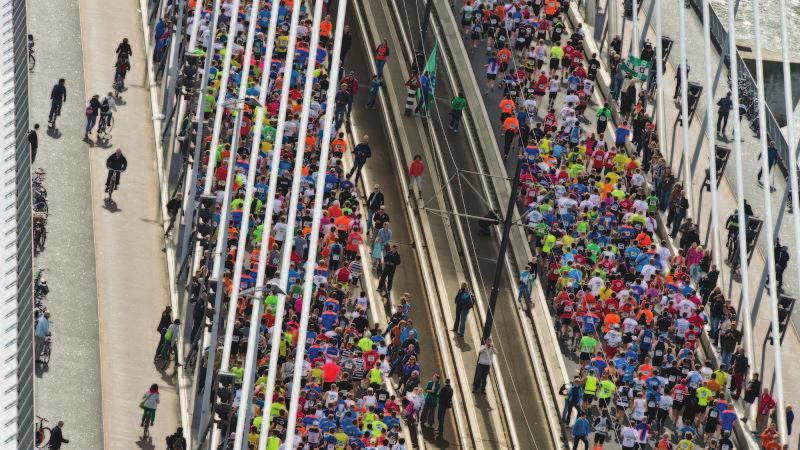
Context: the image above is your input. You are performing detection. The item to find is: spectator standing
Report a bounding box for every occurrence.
[742,372,761,421]
[571,412,590,450]
[28,123,39,163]
[472,338,496,394]
[452,283,475,337]
[340,25,352,62]
[164,193,183,237]
[716,92,733,136]
[560,376,583,424]
[366,74,383,109]
[756,388,776,431]
[416,71,432,115]
[377,244,400,296]
[375,38,390,78]
[436,378,453,436]
[408,155,425,198]
[449,92,467,132]
[34,311,50,362]
[420,373,441,428]
[166,427,187,450]
[367,184,384,234]
[674,63,690,99]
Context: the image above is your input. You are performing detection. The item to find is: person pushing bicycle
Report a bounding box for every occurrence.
[98,92,116,134]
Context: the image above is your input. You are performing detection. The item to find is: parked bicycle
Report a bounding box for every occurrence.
[34,416,49,449]
[28,34,35,72]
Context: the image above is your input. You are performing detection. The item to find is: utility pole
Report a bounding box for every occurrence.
[481,155,523,342]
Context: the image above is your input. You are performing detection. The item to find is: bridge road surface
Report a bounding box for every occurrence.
[30,0,180,448]
[344,7,461,448]
[381,1,556,448]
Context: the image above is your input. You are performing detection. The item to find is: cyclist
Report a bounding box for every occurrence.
[154,318,181,368]
[105,149,127,193]
[48,78,67,128]
[140,384,159,429]
[98,92,117,134]
[116,37,132,59]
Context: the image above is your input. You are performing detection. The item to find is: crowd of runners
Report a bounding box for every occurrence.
[178,0,433,448]
[456,0,785,449]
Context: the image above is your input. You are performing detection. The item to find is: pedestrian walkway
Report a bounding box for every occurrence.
[28,0,103,445]
[32,0,180,447]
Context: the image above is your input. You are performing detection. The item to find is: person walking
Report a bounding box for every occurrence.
[408,155,425,198]
[348,135,371,184]
[756,140,778,191]
[449,92,467,132]
[374,39,390,78]
[47,421,69,449]
[415,71,432,115]
[452,283,475,337]
[377,244,400,296]
[436,379,453,436]
[716,91,733,136]
[84,94,102,140]
[29,123,39,163]
[164,193,183,237]
[420,373,441,428]
[571,412,590,450]
[774,240,789,292]
[48,78,67,128]
[472,338,496,394]
[366,74,383,109]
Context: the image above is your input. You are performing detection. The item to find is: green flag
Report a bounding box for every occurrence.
[416,41,438,112]
[621,55,651,81]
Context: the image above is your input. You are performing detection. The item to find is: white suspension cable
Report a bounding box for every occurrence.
[654,0,666,158]
[226,2,284,449]
[219,0,269,371]
[221,0,304,446]
[777,9,800,441]
[203,0,246,196]
[631,0,638,56]
[255,0,327,442]
[283,0,348,447]
[750,0,787,442]
[726,0,755,400]
[701,0,721,267]
[677,0,693,213]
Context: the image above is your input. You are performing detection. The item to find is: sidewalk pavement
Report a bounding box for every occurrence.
[590,1,800,447]
[79,0,179,448]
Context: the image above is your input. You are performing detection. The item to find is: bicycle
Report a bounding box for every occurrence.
[142,409,153,438]
[28,34,35,72]
[154,340,172,371]
[113,72,125,97]
[106,169,121,203]
[33,213,48,255]
[39,333,52,365]
[97,114,113,142]
[34,416,50,448]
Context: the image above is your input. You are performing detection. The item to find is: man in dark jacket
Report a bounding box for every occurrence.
[29,123,39,163]
[49,79,67,127]
[366,184,384,233]
[377,244,400,296]
[48,421,69,449]
[436,379,454,436]
[348,135,371,184]
[164,193,183,237]
[340,25,352,62]
[106,148,128,192]
[452,283,475,337]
